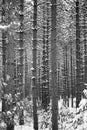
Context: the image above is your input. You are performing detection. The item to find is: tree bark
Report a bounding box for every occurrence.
[76,0,81,107]
[51,0,58,130]
[83,2,87,87]
[42,2,47,109]
[18,0,25,98]
[32,0,38,129]
[2,0,7,112]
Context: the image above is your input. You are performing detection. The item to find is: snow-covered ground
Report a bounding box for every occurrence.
[8,91,87,130]
[14,125,34,130]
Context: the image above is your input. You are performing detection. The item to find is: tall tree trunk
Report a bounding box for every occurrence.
[18,0,24,98]
[73,57,76,98]
[67,60,69,107]
[46,0,50,106]
[25,49,29,97]
[2,0,7,112]
[41,2,47,109]
[18,0,24,125]
[51,0,58,130]
[71,41,73,107]
[32,0,38,129]
[2,0,6,87]
[37,49,41,99]
[6,35,15,94]
[5,1,15,95]
[14,59,17,93]
[76,0,81,107]
[57,62,60,99]
[83,2,87,87]
[63,46,67,103]
[65,45,68,104]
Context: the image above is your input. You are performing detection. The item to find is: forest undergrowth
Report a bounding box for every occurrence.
[38,89,87,130]
[1,90,87,130]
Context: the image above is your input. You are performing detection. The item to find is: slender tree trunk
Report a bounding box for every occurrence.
[14,59,17,93]
[71,41,73,107]
[73,58,76,98]
[6,1,15,95]
[17,59,20,92]
[73,57,76,98]
[83,3,87,86]
[18,0,24,98]
[76,0,81,107]
[63,46,67,103]
[65,45,68,105]
[2,0,6,87]
[67,60,69,107]
[57,62,60,99]
[6,35,15,94]
[18,0,24,125]
[51,0,58,129]
[32,0,38,129]
[2,0,7,112]
[37,49,41,99]
[25,49,29,97]
[46,0,50,105]
[42,2,47,109]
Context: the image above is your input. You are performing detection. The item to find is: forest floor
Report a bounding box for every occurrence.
[2,96,87,130]
[13,97,87,130]
[26,97,87,130]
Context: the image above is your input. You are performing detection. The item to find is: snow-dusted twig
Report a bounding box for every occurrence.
[0,22,20,31]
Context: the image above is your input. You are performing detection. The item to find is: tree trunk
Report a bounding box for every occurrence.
[83,2,87,87]
[76,0,81,107]
[25,49,29,97]
[37,49,41,99]
[46,0,50,106]
[32,0,38,129]
[2,0,6,87]
[41,2,47,109]
[18,0,24,125]
[63,46,67,103]
[2,0,7,112]
[51,0,58,130]
[71,41,73,107]
[18,0,24,98]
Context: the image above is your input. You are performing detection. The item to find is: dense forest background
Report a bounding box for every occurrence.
[0,0,87,130]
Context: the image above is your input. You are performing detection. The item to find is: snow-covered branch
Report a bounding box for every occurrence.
[0,25,10,30]
[0,22,20,31]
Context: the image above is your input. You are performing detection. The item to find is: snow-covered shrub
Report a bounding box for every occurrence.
[0,121,7,130]
[23,98,33,115]
[65,89,87,130]
[38,89,87,130]
[39,105,52,130]
[38,99,69,130]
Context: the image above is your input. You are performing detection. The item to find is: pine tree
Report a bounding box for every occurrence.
[45,0,50,107]
[41,1,46,109]
[2,0,6,87]
[25,49,29,97]
[63,46,67,103]
[51,0,58,129]
[37,49,41,99]
[32,0,38,129]
[2,0,7,112]
[83,1,87,86]
[18,0,24,98]
[41,1,50,110]
[18,0,24,125]
[71,40,73,107]
[76,0,81,107]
